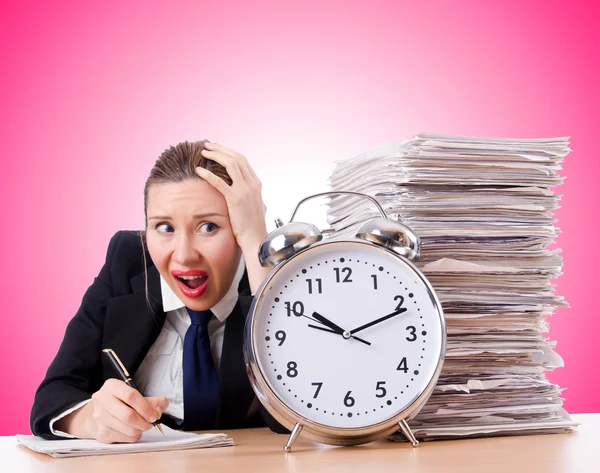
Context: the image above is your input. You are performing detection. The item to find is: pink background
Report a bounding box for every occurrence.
[1,1,598,435]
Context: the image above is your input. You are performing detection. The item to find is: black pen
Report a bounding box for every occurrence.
[102,348,165,435]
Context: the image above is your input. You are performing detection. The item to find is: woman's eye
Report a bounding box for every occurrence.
[156,223,174,234]
[199,222,219,234]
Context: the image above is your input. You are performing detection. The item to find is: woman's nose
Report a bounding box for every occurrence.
[172,234,200,265]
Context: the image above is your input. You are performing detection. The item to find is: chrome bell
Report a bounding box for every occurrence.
[356,218,421,261]
[259,220,323,267]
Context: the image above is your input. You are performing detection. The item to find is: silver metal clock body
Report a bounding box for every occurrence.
[244,238,446,447]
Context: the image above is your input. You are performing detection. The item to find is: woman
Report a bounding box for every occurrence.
[30,140,283,442]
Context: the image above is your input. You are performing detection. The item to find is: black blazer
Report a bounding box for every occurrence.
[31,230,285,439]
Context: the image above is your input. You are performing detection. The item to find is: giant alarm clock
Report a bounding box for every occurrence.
[243,192,446,451]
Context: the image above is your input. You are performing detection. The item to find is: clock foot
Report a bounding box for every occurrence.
[283,423,303,452]
[398,419,419,447]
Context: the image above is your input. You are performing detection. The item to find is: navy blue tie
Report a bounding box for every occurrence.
[182,308,219,430]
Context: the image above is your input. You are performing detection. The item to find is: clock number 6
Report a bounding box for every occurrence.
[344,391,355,407]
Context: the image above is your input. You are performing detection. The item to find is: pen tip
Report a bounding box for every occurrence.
[155,424,165,435]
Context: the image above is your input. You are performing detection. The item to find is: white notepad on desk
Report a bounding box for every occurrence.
[16,426,234,458]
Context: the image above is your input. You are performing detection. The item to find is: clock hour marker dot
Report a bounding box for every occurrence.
[280,292,283,295]
[340,257,345,262]
[324,411,327,413]
[340,414,343,417]
[415,370,420,375]
[373,409,376,412]
[285,285,287,288]
[409,293,414,298]
[393,276,396,279]
[387,400,392,406]
[283,383,286,386]
[301,400,303,403]
[396,396,399,399]
[406,385,409,388]
[347,413,352,418]
[290,280,293,283]
[316,408,319,411]
[373,264,376,267]
[381,406,383,409]
[294,395,297,398]
[325,261,328,264]
[302,269,307,274]
[310,266,313,269]
[317,263,320,266]
[277,375,282,380]
[267,345,270,349]
[288,389,291,392]
[411,379,414,381]
[307,403,312,408]
[267,321,271,324]
[333,259,336,263]
[378,266,383,271]
[422,331,427,335]
[387,272,390,274]
[275,297,280,302]
[422,348,425,351]
[272,306,275,309]
[365,411,368,414]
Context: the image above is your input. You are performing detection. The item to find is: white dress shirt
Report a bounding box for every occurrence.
[49,258,246,438]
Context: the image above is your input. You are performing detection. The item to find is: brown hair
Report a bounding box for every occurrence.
[140,140,232,307]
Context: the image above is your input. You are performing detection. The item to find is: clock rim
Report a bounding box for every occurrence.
[243,238,446,445]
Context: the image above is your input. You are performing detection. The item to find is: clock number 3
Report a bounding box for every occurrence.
[406,326,417,342]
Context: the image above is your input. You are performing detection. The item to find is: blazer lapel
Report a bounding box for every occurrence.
[101,265,166,378]
[215,272,256,428]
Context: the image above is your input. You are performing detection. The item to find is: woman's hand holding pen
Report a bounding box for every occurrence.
[56,379,169,444]
[196,142,270,293]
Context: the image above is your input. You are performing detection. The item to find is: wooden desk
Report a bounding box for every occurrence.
[3,414,599,473]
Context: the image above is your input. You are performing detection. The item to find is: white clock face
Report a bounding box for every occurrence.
[251,240,444,429]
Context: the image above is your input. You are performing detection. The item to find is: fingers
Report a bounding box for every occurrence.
[93,387,153,433]
[105,379,161,424]
[202,142,261,185]
[201,147,245,184]
[94,423,142,444]
[147,396,169,417]
[195,167,233,198]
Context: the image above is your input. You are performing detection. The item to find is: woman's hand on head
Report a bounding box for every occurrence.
[196,142,268,250]
[55,379,169,443]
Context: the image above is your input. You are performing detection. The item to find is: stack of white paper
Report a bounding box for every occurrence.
[16,426,233,458]
[326,133,578,440]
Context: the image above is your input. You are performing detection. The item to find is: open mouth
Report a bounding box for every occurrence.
[176,275,208,289]
[172,272,210,298]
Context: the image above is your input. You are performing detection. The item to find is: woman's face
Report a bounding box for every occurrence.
[145,179,241,311]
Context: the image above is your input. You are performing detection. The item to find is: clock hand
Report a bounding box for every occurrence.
[349,308,408,335]
[312,311,346,334]
[307,324,372,346]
